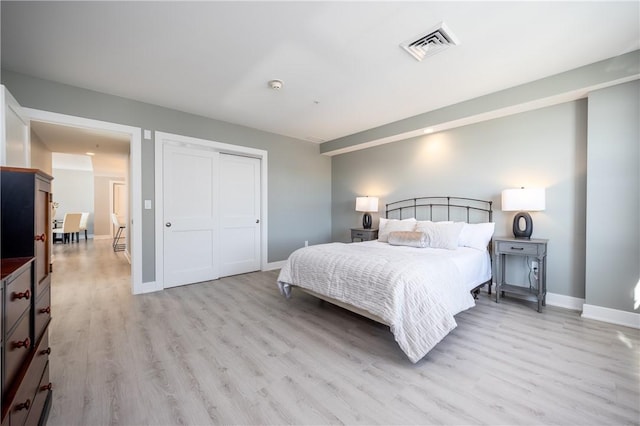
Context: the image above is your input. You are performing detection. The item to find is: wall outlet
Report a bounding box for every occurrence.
[304,240,308,247]
[531,260,539,271]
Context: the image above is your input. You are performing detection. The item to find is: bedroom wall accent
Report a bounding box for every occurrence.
[0,70,332,283]
[585,80,639,316]
[332,100,588,301]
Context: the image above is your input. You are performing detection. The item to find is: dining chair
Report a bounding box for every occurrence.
[52,213,83,243]
[79,212,90,240]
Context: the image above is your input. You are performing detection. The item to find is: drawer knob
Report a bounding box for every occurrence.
[40,347,52,355]
[13,337,30,349]
[13,289,31,300]
[40,383,53,392]
[39,306,51,314]
[15,399,31,411]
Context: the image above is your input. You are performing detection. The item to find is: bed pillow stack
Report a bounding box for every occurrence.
[378,218,494,251]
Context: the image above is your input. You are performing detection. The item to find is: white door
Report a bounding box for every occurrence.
[1,86,30,167]
[163,144,219,288]
[219,154,261,277]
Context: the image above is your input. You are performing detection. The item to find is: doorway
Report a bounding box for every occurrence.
[25,108,143,294]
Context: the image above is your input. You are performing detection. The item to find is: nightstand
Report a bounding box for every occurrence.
[351,228,378,242]
[493,236,548,312]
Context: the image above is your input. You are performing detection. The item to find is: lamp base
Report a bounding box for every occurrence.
[512,211,533,239]
[362,213,372,229]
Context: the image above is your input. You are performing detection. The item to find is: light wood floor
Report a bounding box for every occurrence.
[47,240,639,425]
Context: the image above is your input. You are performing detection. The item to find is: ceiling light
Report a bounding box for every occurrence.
[268,79,283,90]
[86,152,95,156]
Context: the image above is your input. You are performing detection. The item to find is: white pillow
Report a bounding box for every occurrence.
[420,221,464,250]
[378,218,417,242]
[415,220,452,233]
[458,222,495,251]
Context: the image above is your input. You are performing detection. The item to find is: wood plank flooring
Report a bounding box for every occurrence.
[48,240,639,425]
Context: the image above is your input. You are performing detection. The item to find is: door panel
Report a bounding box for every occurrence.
[219,154,260,277]
[163,144,218,288]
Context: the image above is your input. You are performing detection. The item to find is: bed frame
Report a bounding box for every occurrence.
[298,196,494,325]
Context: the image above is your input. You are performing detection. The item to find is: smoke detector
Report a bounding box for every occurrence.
[400,22,460,62]
[268,79,283,90]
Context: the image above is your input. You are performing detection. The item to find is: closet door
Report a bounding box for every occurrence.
[219,154,261,277]
[162,144,219,288]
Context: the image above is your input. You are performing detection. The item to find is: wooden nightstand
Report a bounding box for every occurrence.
[351,228,378,242]
[493,236,548,312]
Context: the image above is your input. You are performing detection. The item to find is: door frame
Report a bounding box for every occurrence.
[154,131,268,290]
[109,180,126,237]
[1,86,31,167]
[24,107,144,295]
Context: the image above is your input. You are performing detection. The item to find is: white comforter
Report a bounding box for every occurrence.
[277,241,486,363]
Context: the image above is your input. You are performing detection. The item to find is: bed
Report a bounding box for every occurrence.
[277,196,494,363]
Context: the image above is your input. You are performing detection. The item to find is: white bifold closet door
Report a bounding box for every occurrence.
[219,153,261,277]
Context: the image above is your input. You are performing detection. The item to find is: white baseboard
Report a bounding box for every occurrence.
[123,249,131,264]
[582,304,640,329]
[133,281,162,295]
[546,292,585,311]
[264,260,286,271]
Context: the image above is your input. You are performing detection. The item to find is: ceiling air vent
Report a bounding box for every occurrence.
[400,22,460,62]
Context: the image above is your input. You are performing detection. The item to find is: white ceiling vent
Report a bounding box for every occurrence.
[400,22,460,62]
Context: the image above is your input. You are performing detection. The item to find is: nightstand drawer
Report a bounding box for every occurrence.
[350,228,378,242]
[496,241,539,255]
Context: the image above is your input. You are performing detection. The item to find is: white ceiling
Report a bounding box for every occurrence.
[2,1,639,143]
[32,121,129,176]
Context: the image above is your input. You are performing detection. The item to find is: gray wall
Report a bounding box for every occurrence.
[2,70,332,282]
[332,101,588,299]
[585,81,639,313]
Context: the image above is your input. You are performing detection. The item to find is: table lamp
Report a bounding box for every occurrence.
[355,196,378,229]
[501,188,545,239]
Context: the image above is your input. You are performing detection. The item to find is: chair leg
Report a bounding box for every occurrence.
[85,230,88,240]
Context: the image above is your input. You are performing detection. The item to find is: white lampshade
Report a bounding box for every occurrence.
[355,196,379,212]
[501,188,545,212]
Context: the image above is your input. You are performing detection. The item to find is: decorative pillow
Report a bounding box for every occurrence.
[458,222,495,251]
[387,231,428,248]
[420,221,464,250]
[378,218,417,242]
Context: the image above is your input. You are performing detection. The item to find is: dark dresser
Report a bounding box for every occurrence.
[1,167,53,426]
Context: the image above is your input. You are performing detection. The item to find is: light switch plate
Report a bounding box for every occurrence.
[144,199,152,209]
[144,129,152,140]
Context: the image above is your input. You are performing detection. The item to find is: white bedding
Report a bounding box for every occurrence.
[277,241,491,363]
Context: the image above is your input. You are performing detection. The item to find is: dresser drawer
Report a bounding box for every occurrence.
[5,265,32,335]
[496,241,539,255]
[7,352,47,426]
[34,290,51,343]
[4,311,32,391]
[25,362,50,426]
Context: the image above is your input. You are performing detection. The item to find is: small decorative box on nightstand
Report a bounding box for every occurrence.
[351,228,378,242]
[493,236,548,312]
